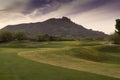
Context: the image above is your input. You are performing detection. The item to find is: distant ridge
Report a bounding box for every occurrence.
[1,17,108,39]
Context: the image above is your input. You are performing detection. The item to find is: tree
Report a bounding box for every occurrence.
[14,30,27,41]
[0,30,14,42]
[35,34,50,42]
[115,19,120,35]
[49,35,61,41]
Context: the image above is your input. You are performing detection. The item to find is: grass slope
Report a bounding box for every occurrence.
[0,41,120,80]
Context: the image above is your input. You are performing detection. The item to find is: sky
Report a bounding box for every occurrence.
[0,0,120,34]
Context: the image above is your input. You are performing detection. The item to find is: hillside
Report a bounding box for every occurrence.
[2,17,107,39]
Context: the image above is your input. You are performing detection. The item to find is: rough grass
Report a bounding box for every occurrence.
[0,41,120,80]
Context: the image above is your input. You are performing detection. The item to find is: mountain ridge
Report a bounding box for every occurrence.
[1,17,108,39]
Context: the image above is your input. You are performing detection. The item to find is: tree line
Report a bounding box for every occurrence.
[0,30,73,43]
[0,19,120,44]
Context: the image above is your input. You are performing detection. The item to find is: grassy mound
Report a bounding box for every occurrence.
[18,41,120,79]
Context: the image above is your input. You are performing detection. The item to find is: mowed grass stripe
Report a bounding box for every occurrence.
[0,48,119,80]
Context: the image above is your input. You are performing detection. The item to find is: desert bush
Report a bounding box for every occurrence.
[108,33,120,44]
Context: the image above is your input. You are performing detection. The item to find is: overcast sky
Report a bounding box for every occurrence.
[0,0,120,34]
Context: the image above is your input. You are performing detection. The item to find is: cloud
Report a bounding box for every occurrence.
[0,0,29,13]
[31,0,94,17]
[0,0,120,34]
[23,0,73,15]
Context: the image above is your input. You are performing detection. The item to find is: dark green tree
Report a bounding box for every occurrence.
[36,34,50,42]
[108,19,120,44]
[14,30,27,41]
[49,35,61,41]
[115,19,120,35]
[0,30,14,42]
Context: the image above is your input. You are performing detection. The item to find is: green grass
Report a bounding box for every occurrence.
[0,41,120,80]
[0,41,80,48]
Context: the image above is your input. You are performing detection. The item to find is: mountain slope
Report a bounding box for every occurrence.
[1,17,107,39]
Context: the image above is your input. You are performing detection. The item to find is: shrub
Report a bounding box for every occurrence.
[108,33,120,44]
[49,35,61,41]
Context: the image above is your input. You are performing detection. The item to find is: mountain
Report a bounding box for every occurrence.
[1,17,107,39]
